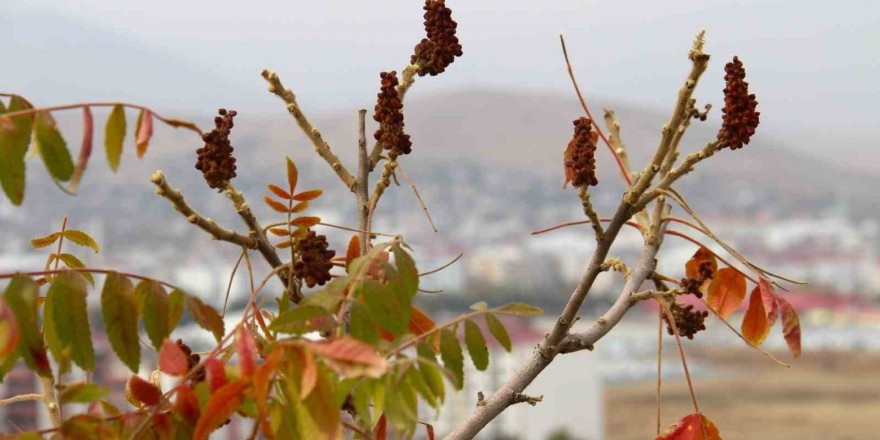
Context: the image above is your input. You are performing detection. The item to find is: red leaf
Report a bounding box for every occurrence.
[306,337,387,378]
[175,384,201,425]
[152,412,172,438]
[68,106,93,192]
[0,297,20,361]
[741,287,771,346]
[777,297,801,357]
[373,414,388,440]
[299,348,317,399]
[408,306,440,350]
[126,375,161,407]
[235,326,258,378]
[757,278,778,326]
[264,195,289,213]
[345,235,361,271]
[267,184,291,199]
[656,413,723,440]
[706,268,746,319]
[193,380,249,440]
[205,357,228,392]
[291,216,321,228]
[159,339,188,376]
[424,422,435,440]
[253,349,281,436]
[292,189,323,202]
[135,110,153,158]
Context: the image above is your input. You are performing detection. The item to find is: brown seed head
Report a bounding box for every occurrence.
[718,56,760,150]
[411,0,463,77]
[563,117,599,187]
[294,230,336,289]
[195,109,238,189]
[373,71,412,159]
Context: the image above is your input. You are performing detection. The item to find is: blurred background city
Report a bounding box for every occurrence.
[2,1,878,438]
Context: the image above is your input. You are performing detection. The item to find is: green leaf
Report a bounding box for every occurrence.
[46,271,94,371]
[494,302,543,317]
[62,229,100,253]
[405,363,437,408]
[464,319,489,371]
[299,278,347,312]
[0,96,32,205]
[348,301,379,345]
[469,301,488,312]
[187,296,225,342]
[56,253,94,286]
[392,245,418,299]
[270,305,334,335]
[304,365,342,439]
[137,280,169,350]
[485,313,512,352]
[416,343,445,405]
[42,287,70,374]
[101,272,140,372]
[30,232,60,249]
[360,279,408,336]
[439,328,464,390]
[3,274,51,377]
[0,352,19,382]
[34,111,74,182]
[168,289,185,333]
[60,382,109,404]
[104,104,126,172]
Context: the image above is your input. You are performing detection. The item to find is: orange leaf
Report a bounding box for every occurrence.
[68,106,93,192]
[127,375,161,407]
[706,268,745,319]
[268,227,290,237]
[275,240,293,249]
[299,348,317,399]
[264,195,289,213]
[205,357,228,392]
[0,297,19,361]
[135,110,153,158]
[306,337,387,378]
[741,287,771,346]
[292,201,309,213]
[267,184,291,199]
[286,157,298,193]
[175,385,201,425]
[757,278,778,326]
[152,412,172,438]
[193,380,249,440]
[685,247,717,280]
[656,413,723,440]
[253,349,281,438]
[373,414,388,440]
[292,216,321,228]
[235,326,258,378]
[409,307,440,350]
[159,339,188,376]
[292,189,323,202]
[777,297,801,357]
[345,235,361,271]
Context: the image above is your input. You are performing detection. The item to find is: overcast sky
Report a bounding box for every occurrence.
[5,0,878,167]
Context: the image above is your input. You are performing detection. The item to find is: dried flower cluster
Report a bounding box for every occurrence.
[195,109,238,189]
[718,56,760,150]
[665,302,709,340]
[294,230,336,288]
[680,260,714,298]
[373,71,413,159]
[411,0,463,77]
[563,117,599,187]
[175,339,206,383]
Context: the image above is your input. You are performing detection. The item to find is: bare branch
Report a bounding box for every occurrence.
[261,69,357,190]
[356,109,370,255]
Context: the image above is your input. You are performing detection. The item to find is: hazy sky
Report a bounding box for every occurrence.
[5,0,878,166]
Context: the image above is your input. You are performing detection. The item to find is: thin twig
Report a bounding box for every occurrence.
[577,186,603,239]
[396,161,438,233]
[356,109,370,255]
[0,101,203,136]
[0,394,42,406]
[419,253,464,277]
[222,248,247,317]
[657,300,700,415]
[559,35,631,187]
